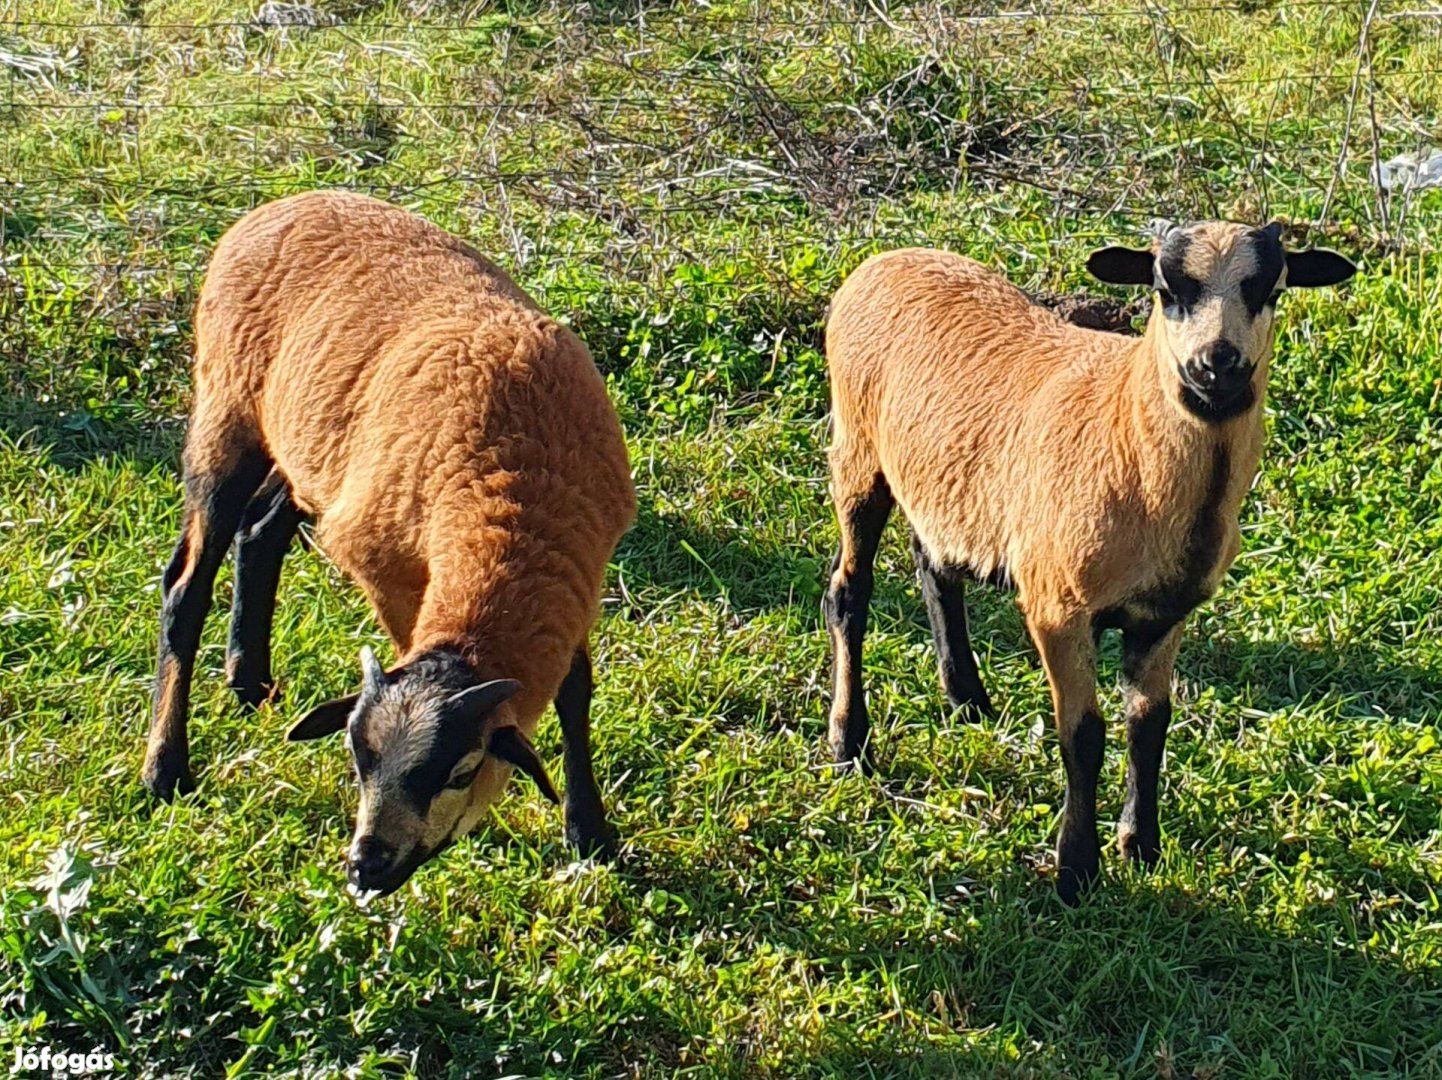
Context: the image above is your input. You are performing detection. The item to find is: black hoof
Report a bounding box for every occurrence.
[943,679,995,721]
[226,654,275,712]
[227,677,275,712]
[1055,858,1100,907]
[829,739,874,775]
[1118,825,1161,867]
[948,692,996,722]
[565,816,617,861]
[142,751,196,802]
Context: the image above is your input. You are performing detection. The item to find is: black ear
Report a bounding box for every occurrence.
[286,694,358,742]
[444,678,523,720]
[1286,249,1357,288]
[488,726,560,804]
[1086,246,1156,286]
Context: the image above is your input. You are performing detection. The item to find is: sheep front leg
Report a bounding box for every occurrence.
[1029,616,1102,906]
[225,475,305,709]
[1118,619,1184,866]
[555,646,615,859]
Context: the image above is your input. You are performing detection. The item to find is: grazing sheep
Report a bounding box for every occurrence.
[143,190,636,895]
[822,221,1355,902]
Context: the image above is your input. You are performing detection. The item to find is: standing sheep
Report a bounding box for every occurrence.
[822,221,1355,902]
[144,190,636,895]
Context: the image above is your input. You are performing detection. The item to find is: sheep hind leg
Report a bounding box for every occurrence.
[145,441,270,800]
[555,646,615,859]
[225,473,305,710]
[911,533,994,721]
[823,472,893,770]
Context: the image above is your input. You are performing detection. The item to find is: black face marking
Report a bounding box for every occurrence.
[364,840,440,898]
[1239,229,1285,316]
[356,646,492,810]
[399,721,484,811]
[445,763,481,791]
[352,736,378,777]
[1155,232,1201,312]
[1178,375,1256,423]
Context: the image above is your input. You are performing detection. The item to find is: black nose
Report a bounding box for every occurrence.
[1197,341,1244,374]
[348,835,395,888]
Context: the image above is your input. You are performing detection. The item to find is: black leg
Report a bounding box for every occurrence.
[225,475,305,710]
[1118,619,1184,866]
[555,647,614,858]
[144,452,269,800]
[1057,707,1105,904]
[1029,617,1103,906]
[823,476,893,768]
[911,532,994,720]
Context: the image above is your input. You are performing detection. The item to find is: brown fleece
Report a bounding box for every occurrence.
[188,190,635,736]
[825,244,1261,633]
[822,226,1301,900]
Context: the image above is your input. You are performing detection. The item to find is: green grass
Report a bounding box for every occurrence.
[2,0,1441,1076]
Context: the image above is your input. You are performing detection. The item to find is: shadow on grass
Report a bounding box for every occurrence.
[0,394,182,473]
[614,501,833,614]
[12,736,1441,1077]
[613,498,1007,627]
[788,884,1442,1076]
[617,498,1440,726]
[558,843,1440,1075]
[329,0,697,25]
[1191,635,1442,726]
[597,781,1442,1072]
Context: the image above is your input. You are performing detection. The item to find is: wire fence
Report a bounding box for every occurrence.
[2,0,1440,399]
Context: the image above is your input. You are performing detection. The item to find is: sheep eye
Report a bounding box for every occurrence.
[1267,289,1283,307]
[444,766,479,792]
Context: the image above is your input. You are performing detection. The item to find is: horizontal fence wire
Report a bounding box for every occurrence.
[2,0,1439,384]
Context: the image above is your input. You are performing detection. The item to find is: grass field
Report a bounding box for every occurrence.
[2,0,1441,1076]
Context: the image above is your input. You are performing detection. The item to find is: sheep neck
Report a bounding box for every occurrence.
[404,518,592,715]
[1120,315,1267,517]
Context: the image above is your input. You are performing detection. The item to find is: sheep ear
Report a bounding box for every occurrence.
[488,726,560,804]
[1086,246,1155,286]
[1285,249,1357,288]
[286,695,358,741]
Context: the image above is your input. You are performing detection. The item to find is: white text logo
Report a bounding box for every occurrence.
[10,1047,116,1077]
